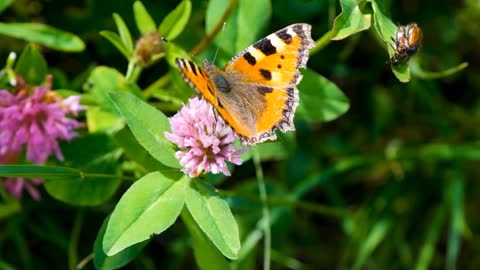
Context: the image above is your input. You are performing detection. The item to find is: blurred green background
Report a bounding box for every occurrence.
[1,0,479,269]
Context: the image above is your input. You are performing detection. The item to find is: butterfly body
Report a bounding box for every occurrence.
[176,23,314,145]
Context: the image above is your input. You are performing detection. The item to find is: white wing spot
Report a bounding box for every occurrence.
[269,35,286,51]
[286,27,297,37]
[249,48,266,62]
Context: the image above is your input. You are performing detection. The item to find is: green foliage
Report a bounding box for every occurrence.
[0,0,478,269]
[86,108,124,133]
[185,179,241,259]
[86,66,143,115]
[113,127,171,172]
[112,14,134,55]
[103,172,188,255]
[0,22,84,52]
[330,0,371,40]
[133,1,157,35]
[182,209,232,270]
[108,91,179,168]
[0,196,20,219]
[370,0,410,81]
[99,31,131,60]
[0,165,80,179]
[296,69,350,122]
[353,219,391,270]
[0,159,121,207]
[327,0,465,82]
[94,218,147,270]
[15,44,48,85]
[44,134,122,206]
[158,0,192,41]
[206,0,271,59]
[0,0,13,14]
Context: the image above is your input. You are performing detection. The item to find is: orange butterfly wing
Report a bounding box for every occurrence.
[175,58,253,137]
[176,23,315,145]
[223,23,315,144]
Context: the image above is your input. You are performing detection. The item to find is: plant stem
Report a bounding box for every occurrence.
[125,61,142,83]
[125,60,135,81]
[189,0,238,56]
[68,211,84,270]
[253,148,271,270]
[76,253,94,270]
[310,30,333,55]
[143,73,171,99]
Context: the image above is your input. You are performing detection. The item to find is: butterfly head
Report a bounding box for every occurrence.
[202,60,231,93]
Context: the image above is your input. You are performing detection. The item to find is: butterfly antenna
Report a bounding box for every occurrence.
[212,22,227,65]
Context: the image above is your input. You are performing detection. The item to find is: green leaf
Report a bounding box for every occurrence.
[162,42,195,100]
[242,142,288,162]
[133,1,157,34]
[14,44,48,85]
[206,0,271,57]
[416,143,480,160]
[185,179,240,259]
[103,172,189,256]
[85,66,143,116]
[0,0,13,14]
[44,134,122,206]
[296,69,350,122]
[0,163,121,207]
[0,261,16,270]
[0,22,85,52]
[53,89,80,98]
[114,127,171,172]
[181,209,231,270]
[369,0,395,50]
[370,0,410,82]
[158,0,191,41]
[446,174,465,270]
[94,217,147,270]
[113,13,134,54]
[391,62,410,83]
[0,165,80,179]
[100,30,131,60]
[330,0,371,40]
[149,87,184,110]
[415,206,447,270]
[353,219,390,270]
[0,199,20,219]
[163,41,193,67]
[108,91,180,168]
[86,107,124,134]
[410,60,469,80]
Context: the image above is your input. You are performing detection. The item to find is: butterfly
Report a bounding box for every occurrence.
[175,23,315,145]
